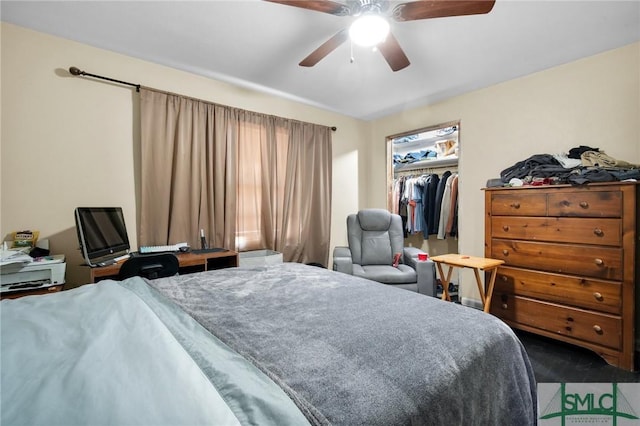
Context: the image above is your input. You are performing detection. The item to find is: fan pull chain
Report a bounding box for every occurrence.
[350,39,355,64]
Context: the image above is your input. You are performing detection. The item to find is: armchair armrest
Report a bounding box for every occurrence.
[415,260,436,297]
[402,247,422,266]
[403,247,436,297]
[332,246,353,275]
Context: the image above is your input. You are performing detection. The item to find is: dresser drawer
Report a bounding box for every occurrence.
[490,193,547,216]
[491,217,621,246]
[548,191,622,217]
[491,293,622,350]
[491,239,622,280]
[494,266,621,314]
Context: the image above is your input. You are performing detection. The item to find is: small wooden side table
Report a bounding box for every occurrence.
[430,254,505,313]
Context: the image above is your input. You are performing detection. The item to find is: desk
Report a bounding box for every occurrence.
[0,284,64,300]
[430,254,505,313]
[90,250,239,283]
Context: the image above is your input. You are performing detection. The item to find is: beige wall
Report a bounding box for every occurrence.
[0,23,367,286]
[2,22,639,301]
[371,42,640,305]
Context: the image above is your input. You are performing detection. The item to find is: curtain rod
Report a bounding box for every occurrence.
[69,66,141,92]
[68,66,337,132]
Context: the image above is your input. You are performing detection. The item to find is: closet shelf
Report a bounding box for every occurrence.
[393,130,459,153]
[394,156,458,173]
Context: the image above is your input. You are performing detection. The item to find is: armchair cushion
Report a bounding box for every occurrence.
[353,264,417,284]
[348,209,404,266]
[360,231,393,265]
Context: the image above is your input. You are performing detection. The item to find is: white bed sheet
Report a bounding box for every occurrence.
[1,282,240,426]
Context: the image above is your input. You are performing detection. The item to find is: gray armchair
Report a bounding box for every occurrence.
[333,209,437,296]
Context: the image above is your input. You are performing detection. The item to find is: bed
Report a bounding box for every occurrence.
[1,262,537,425]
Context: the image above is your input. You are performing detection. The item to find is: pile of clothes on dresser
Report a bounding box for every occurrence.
[492,145,640,187]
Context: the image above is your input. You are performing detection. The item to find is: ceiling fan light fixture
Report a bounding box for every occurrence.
[349,14,390,47]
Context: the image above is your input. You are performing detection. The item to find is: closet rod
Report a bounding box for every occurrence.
[68,66,337,132]
[394,166,458,177]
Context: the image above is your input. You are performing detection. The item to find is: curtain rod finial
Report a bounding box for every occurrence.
[69,66,83,76]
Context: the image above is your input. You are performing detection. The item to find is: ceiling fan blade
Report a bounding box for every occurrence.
[299,28,349,67]
[377,32,410,72]
[263,1,350,16]
[393,0,495,21]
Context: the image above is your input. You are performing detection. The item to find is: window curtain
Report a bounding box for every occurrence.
[139,88,332,265]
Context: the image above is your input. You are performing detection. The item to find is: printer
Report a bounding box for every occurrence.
[0,255,66,292]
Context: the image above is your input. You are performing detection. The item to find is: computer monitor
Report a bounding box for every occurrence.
[75,207,130,266]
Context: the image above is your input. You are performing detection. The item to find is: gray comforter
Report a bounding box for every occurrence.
[149,262,537,425]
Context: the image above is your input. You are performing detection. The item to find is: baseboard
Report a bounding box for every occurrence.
[460,297,483,310]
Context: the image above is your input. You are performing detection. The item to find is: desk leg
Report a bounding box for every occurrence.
[483,267,499,313]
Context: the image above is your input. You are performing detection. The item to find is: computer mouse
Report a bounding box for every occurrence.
[179,245,190,253]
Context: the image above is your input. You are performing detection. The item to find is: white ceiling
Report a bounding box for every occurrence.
[2,1,639,120]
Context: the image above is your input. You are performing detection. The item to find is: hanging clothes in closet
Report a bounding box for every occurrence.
[391,171,458,239]
[438,173,458,239]
[396,176,422,234]
[420,173,440,236]
[393,176,408,236]
[444,174,459,238]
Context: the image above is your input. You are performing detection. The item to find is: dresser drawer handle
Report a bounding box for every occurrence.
[510,202,520,209]
[594,258,604,266]
[593,325,603,334]
[501,275,508,282]
[502,249,509,256]
[502,225,510,232]
[593,228,603,236]
[580,201,589,209]
[501,303,508,309]
[593,292,603,301]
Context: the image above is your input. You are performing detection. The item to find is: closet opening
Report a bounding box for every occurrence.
[386,120,460,299]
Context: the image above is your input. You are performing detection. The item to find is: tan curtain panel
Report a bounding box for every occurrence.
[139,88,332,265]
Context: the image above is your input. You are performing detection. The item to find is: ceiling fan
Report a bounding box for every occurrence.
[264,0,496,71]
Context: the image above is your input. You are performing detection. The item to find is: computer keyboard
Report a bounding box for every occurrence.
[139,242,188,254]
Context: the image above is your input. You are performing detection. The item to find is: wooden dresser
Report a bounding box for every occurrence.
[484,182,639,371]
